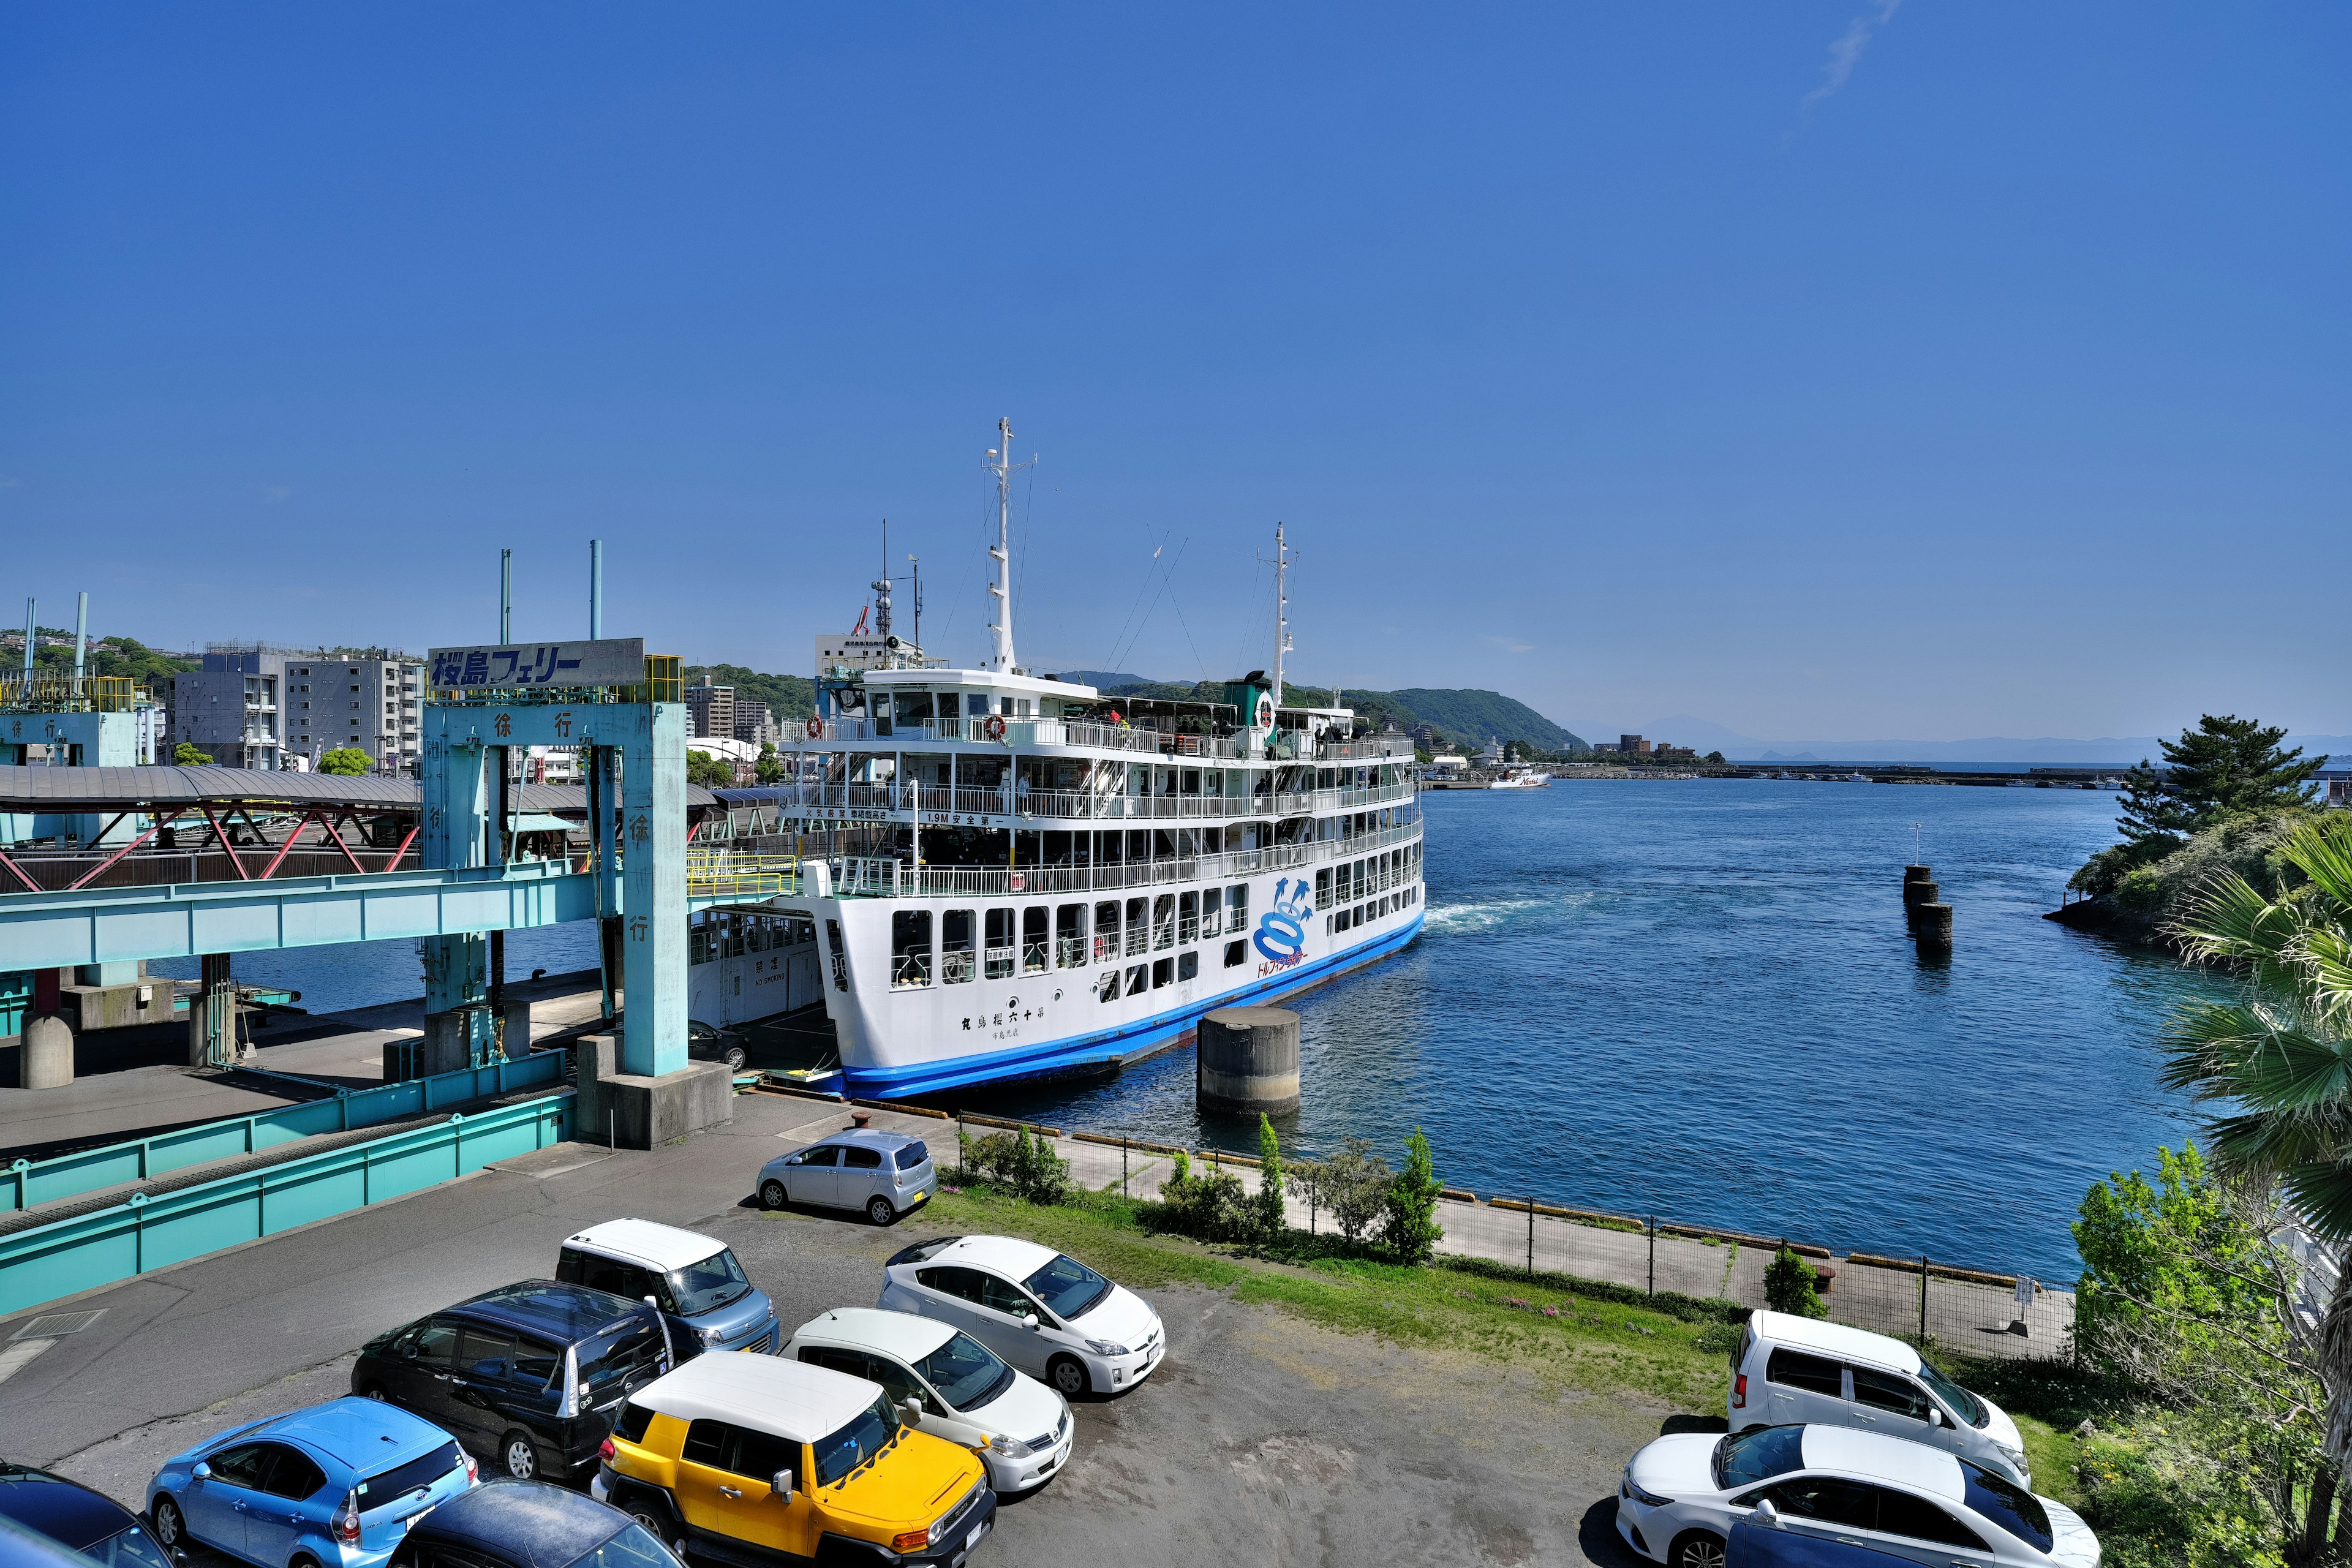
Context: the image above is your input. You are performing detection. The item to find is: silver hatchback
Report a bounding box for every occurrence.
[758,1128,937,1226]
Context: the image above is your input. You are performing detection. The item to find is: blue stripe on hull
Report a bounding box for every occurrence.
[842,911,1425,1100]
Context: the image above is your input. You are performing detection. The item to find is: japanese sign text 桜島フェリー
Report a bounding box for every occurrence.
[424,638,647,692]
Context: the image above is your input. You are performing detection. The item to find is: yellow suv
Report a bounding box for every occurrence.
[592,1352,995,1567]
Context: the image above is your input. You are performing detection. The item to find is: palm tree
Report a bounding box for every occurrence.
[2163,812,2352,1563]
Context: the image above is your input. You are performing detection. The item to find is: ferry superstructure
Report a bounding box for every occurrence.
[713,426,1426,1099]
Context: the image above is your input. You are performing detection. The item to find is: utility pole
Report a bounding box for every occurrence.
[500,549,513,644]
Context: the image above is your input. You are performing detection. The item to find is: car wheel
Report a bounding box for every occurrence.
[866,1195,897,1226]
[360,1382,389,1401]
[501,1431,538,1480]
[723,1046,747,1072]
[761,1179,789,1210]
[624,1496,685,1559]
[1047,1354,1090,1398]
[1668,1530,1727,1568]
[151,1497,185,1551]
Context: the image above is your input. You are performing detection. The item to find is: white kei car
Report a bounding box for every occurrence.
[1615,1423,2098,1568]
[784,1307,1074,1494]
[879,1234,1164,1399]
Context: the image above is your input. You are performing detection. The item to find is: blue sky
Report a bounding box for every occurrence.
[4,5,2346,741]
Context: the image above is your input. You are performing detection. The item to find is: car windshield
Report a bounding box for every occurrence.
[86,1525,175,1567]
[581,1318,667,1395]
[1915,1357,1986,1427]
[570,1521,680,1568]
[355,1442,466,1509]
[913,1332,1016,1412]
[1713,1425,1807,1491]
[1022,1253,1111,1321]
[668,1249,753,1316]
[812,1394,903,1488]
[1962,1461,2053,1553]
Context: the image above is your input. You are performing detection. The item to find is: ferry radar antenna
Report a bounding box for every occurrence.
[984,418,1036,673]
[872,519,893,649]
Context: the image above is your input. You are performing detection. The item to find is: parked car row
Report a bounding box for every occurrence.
[59,1135,1162,1568]
[1616,1310,2100,1568]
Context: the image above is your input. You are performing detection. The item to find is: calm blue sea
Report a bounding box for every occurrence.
[962,780,2226,1280]
[159,780,2223,1278]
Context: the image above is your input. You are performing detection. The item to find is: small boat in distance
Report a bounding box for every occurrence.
[1487,765,1551,790]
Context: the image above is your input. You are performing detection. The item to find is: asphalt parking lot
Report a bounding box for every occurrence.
[10,1098,1662,1566]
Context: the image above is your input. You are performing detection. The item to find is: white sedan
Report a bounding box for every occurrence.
[1615,1423,2098,1568]
[784,1307,1074,1494]
[880,1234,1164,1398]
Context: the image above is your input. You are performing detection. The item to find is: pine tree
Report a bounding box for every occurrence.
[1254,1114,1285,1242]
[2116,758,2186,847]
[2159,715,2326,829]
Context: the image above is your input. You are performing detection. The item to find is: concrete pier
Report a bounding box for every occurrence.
[1196,1006,1301,1116]
[1914,902,1954,950]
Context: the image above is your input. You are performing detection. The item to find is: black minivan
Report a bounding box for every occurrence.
[352,1282,672,1486]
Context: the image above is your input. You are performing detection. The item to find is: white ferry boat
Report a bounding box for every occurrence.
[706,426,1425,1100]
[1487,765,1551,789]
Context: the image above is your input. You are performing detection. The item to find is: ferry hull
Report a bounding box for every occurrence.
[833,908,1424,1100]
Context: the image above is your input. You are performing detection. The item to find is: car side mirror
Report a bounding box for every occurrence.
[1754,1498,1780,1528]
[1023,1314,1041,1331]
[192,1462,213,1483]
[900,1399,924,1426]
[1929,1408,1944,1427]
[771,1471,794,1503]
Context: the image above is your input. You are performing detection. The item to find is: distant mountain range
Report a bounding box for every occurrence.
[1561,713,2352,766]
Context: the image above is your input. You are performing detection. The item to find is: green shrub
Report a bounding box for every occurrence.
[955,1125,1070,1205]
[1381,1127,1444,1265]
[1148,1150,1253,1242]
[2078,1423,2287,1568]
[1763,1246,1828,1319]
[1253,1116,1286,1243]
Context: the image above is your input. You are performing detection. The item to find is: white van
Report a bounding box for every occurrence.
[1727,1310,2030,1485]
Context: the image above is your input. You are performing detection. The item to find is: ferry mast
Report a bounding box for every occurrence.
[987,418,1016,673]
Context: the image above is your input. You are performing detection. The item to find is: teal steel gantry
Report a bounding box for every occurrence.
[416,639,687,1077]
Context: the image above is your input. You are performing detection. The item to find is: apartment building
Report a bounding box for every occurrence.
[285,654,423,772]
[685,677,735,741]
[167,646,421,772]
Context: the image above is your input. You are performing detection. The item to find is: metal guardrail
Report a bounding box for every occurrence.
[1,1054,567,1213]
[0,674,145,714]
[829,820,1422,899]
[0,1091,571,1314]
[684,851,801,900]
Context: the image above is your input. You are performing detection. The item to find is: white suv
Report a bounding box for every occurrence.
[879,1235,1164,1398]
[1728,1311,2030,1485]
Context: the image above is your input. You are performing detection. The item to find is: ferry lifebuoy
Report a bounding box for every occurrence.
[805,717,823,739]
[983,714,1008,742]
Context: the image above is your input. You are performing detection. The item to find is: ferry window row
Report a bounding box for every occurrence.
[1331,884,1417,936]
[688,910,815,967]
[1314,845,1419,910]
[886,886,1251,992]
[866,691,1036,731]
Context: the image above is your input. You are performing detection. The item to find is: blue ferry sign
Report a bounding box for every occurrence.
[426,637,646,692]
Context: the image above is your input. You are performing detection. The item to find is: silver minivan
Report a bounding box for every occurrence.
[1728,1310,2032,1485]
[756,1127,935,1226]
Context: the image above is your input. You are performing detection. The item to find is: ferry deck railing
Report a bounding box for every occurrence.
[801,717,1408,764]
[754,780,1415,824]
[830,818,1422,900]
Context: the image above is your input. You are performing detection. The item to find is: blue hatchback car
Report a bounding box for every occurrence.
[148,1396,477,1568]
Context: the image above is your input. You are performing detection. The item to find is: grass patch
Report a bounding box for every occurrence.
[911,1182,1735,1411]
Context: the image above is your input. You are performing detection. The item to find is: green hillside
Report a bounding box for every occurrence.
[685,664,818,725]
[1090,678,1585,755]
[6,628,200,688]
[1386,688,1585,753]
